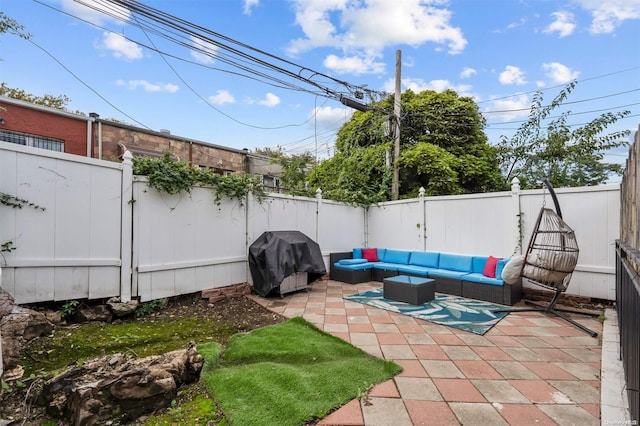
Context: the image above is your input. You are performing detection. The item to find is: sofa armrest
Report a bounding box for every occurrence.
[330,251,353,264]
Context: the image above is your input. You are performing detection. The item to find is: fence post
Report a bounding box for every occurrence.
[120,151,133,302]
[510,177,522,255]
[316,188,322,244]
[419,187,426,251]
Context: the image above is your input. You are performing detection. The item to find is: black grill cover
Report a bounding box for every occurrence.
[248,231,326,297]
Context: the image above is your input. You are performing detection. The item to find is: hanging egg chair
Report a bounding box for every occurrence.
[497,178,599,337]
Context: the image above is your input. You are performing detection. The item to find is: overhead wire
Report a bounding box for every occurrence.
[25,38,151,129]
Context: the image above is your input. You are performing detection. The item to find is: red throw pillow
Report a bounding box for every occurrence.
[362,248,379,262]
[483,256,502,278]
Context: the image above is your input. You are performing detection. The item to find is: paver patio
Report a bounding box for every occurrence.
[250,279,607,426]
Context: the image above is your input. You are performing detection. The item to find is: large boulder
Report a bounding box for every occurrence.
[0,289,53,373]
[38,342,204,425]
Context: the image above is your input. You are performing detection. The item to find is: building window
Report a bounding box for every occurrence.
[0,129,64,152]
[262,175,282,192]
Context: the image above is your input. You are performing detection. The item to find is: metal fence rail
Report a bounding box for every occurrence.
[615,240,640,423]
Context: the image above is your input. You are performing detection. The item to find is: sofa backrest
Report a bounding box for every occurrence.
[409,251,440,268]
[471,256,489,274]
[382,249,411,264]
[496,258,508,279]
[439,253,473,272]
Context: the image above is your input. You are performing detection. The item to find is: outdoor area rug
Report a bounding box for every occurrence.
[344,289,509,335]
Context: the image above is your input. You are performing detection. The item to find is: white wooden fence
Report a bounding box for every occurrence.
[0,141,620,304]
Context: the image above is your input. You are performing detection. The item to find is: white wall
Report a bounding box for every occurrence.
[518,185,620,300]
[132,178,248,302]
[0,142,122,304]
[0,142,621,303]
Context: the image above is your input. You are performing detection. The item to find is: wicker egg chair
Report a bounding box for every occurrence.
[497,179,599,337]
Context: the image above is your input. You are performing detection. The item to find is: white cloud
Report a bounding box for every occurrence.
[190,36,218,64]
[542,62,580,83]
[59,0,130,25]
[484,94,531,122]
[209,90,235,105]
[243,0,259,15]
[499,65,527,85]
[493,17,527,33]
[257,93,281,107]
[382,77,473,97]
[323,54,385,75]
[287,0,467,69]
[116,80,179,93]
[101,32,143,61]
[574,0,640,34]
[543,11,576,37]
[460,67,477,79]
[311,106,353,129]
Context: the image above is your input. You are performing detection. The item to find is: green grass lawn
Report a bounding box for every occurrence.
[200,317,402,426]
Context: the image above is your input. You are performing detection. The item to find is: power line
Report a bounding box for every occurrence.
[26,39,151,129]
[483,88,640,114]
[476,66,640,105]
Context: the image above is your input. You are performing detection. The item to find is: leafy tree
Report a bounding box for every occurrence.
[496,81,630,189]
[255,147,316,196]
[0,82,71,111]
[311,89,503,202]
[0,11,30,40]
[308,143,392,205]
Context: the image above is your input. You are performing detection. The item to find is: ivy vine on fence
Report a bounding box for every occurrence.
[132,152,267,205]
[0,192,46,261]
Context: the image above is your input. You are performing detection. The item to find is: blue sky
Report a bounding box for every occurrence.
[2,0,639,172]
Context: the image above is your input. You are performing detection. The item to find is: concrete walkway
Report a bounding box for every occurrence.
[249,279,618,426]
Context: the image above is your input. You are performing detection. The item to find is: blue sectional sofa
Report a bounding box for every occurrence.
[330,248,522,306]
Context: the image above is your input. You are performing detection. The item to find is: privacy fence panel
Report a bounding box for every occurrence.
[620,125,639,249]
[422,192,515,256]
[132,179,247,302]
[316,199,366,256]
[0,142,122,304]
[367,200,423,251]
[519,185,619,300]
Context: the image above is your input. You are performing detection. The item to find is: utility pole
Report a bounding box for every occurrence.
[391,49,402,201]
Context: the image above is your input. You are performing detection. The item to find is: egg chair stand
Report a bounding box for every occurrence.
[495,179,599,337]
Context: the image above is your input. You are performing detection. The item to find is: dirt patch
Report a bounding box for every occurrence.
[0,292,286,425]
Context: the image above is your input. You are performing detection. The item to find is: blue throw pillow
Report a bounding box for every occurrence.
[353,248,363,259]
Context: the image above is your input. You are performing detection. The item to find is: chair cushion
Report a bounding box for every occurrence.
[463,273,504,286]
[395,264,431,276]
[501,255,524,285]
[409,251,440,268]
[382,249,411,265]
[333,262,372,271]
[338,258,368,265]
[439,253,473,272]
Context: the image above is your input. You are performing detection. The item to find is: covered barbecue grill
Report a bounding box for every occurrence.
[248,231,326,297]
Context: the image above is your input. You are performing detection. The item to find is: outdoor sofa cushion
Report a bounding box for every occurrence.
[409,251,440,268]
[462,273,504,286]
[338,258,368,265]
[439,253,474,272]
[381,249,411,264]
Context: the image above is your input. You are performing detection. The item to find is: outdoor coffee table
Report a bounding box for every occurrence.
[383,275,435,305]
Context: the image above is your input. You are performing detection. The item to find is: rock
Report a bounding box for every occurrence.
[74,305,113,323]
[37,342,204,425]
[0,296,53,372]
[106,297,139,317]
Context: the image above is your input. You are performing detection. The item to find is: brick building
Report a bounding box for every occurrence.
[0,96,282,185]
